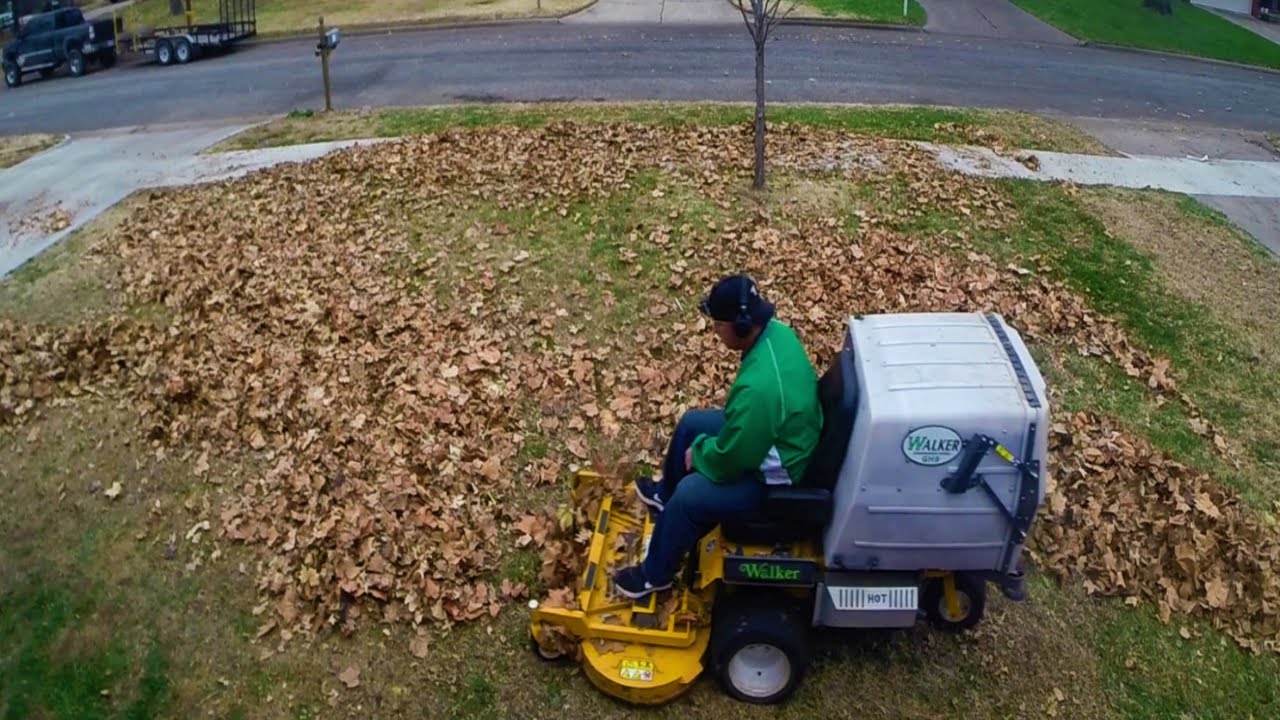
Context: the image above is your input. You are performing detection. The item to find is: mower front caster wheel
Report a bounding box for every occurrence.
[710,599,810,705]
[922,572,987,631]
[530,632,571,664]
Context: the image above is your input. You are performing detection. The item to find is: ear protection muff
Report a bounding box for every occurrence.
[732,276,754,338]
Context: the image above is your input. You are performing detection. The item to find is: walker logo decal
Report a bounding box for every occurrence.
[902,426,964,466]
[725,558,817,585]
[739,563,801,581]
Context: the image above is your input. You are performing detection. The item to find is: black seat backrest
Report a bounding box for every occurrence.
[802,344,860,491]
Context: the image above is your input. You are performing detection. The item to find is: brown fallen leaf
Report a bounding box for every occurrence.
[103,482,123,500]
[1204,578,1229,609]
[592,638,629,655]
[409,633,430,659]
[338,664,360,688]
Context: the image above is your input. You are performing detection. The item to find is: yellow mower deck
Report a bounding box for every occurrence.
[530,477,716,705]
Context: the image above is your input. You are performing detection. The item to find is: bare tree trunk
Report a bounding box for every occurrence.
[737,0,795,191]
[752,3,766,190]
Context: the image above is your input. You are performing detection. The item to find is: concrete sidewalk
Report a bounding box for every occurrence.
[927,143,1280,198]
[926,143,1280,254]
[1066,117,1280,254]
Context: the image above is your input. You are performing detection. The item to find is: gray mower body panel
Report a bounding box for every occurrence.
[822,312,1049,574]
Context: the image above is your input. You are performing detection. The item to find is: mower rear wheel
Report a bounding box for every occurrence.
[710,598,809,704]
[922,572,987,631]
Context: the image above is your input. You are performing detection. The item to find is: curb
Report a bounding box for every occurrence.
[231,4,926,44]
[777,17,924,31]
[1078,40,1280,77]
[239,2,599,46]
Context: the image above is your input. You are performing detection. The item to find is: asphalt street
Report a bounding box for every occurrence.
[1,23,1278,135]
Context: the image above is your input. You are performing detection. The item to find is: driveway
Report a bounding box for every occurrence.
[83,0,136,20]
[0,124,374,277]
[917,0,1075,44]
[564,0,741,23]
[1211,8,1280,46]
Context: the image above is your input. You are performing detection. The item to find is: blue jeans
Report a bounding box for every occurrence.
[642,409,765,585]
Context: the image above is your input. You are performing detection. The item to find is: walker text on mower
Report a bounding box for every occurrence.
[529,311,1049,704]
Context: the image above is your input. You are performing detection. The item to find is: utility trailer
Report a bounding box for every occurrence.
[136,0,255,66]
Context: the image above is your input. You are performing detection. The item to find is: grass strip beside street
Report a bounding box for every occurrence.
[213,102,1111,154]
[123,0,591,37]
[0,133,60,169]
[1009,0,1280,70]
[792,0,927,25]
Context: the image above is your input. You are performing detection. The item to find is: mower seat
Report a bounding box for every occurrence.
[721,343,860,546]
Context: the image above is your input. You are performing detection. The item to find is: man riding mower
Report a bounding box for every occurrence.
[530,275,1048,706]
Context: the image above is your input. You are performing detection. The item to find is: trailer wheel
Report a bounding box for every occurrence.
[710,596,810,705]
[68,49,86,77]
[3,63,20,88]
[98,49,117,69]
[174,38,192,64]
[156,40,173,66]
[922,572,987,631]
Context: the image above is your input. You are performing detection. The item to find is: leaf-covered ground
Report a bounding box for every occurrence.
[3,119,1280,718]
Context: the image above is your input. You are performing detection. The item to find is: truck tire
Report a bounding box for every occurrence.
[174,38,192,64]
[156,39,173,66]
[68,49,86,77]
[3,63,20,88]
[98,49,117,69]
[710,595,810,705]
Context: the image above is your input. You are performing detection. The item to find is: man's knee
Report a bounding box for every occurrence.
[665,473,760,522]
[675,408,722,438]
[663,473,712,514]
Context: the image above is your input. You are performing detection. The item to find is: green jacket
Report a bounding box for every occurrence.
[691,319,823,485]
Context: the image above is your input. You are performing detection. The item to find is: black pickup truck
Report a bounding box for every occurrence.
[2,7,117,88]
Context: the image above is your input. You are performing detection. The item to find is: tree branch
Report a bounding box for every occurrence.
[763,0,799,39]
[735,0,763,42]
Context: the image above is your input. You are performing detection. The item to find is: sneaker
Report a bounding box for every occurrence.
[613,565,672,600]
[634,477,664,513]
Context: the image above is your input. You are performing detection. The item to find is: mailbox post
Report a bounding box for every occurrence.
[316,17,341,112]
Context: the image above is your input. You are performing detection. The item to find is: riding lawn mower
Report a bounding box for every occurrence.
[529,311,1049,705]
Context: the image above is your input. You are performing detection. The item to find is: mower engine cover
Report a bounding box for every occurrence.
[823,312,1049,575]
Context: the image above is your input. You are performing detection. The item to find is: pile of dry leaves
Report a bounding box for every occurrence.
[0,121,1272,653]
[1038,411,1280,653]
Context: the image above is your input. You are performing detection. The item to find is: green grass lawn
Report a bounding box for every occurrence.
[5,105,1280,720]
[797,0,926,25]
[1010,0,1280,70]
